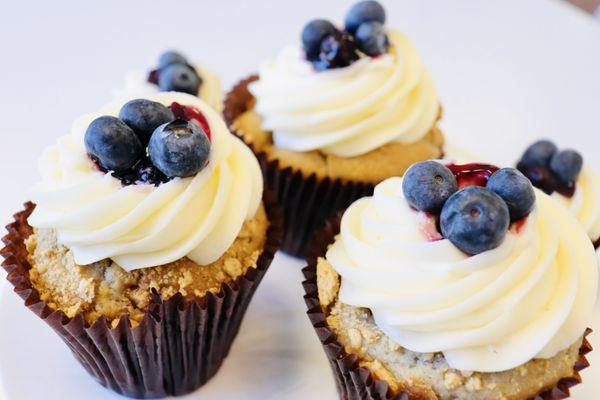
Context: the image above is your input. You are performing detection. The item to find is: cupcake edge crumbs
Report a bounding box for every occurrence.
[224,1,445,257]
[1,92,283,398]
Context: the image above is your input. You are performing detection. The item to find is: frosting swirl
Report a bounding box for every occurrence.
[118,63,223,112]
[29,92,263,271]
[552,166,600,241]
[326,177,597,372]
[249,30,440,157]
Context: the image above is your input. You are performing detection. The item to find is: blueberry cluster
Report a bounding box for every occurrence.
[517,140,583,197]
[85,99,211,185]
[147,51,202,96]
[402,161,536,255]
[301,0,389,71]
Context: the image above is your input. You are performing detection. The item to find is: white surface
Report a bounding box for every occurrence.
[1,0,600,399]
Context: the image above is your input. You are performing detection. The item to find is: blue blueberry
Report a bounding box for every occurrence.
[402,161,458,213]
[440,186,510,255]
[520,139,557,168]
[355,21,389,56]
[158,64,201,95]
[344,0,386,35]
[302,19,338,61]
[486,168,536,220]
[158,51,188,70]
[550,149,583,183]
[148,119,210,178]
[118,99,175,145]
[84,116,143,172]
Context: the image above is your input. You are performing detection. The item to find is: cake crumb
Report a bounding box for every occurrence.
[347,328,362,351]
[444,371,465,389]
[316,257,340,309]
[27,204,268,327]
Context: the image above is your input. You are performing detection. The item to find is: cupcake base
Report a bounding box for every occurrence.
[1,196,282,399]
[302,216,593,400]
[225,76,376,257]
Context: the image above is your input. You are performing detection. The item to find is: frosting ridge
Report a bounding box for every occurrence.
[552,166,600,241]
[30,92,262,271]
[249,30,440,157]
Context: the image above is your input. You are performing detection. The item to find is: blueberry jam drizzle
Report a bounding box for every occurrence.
[517,162,576,198]
[147,69,159,85]
[169,102,211,141]
[91,103,210,187]
[446,163,499,189]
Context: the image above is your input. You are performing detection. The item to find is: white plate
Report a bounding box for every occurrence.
[1,0,600,399]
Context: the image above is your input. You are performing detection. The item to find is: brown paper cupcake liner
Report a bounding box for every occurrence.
[224,75,375,258]
[301,216,593,400]
[1,192,283,399]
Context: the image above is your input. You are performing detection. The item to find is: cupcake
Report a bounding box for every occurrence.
[224,0,444,256]
[119,50,223,111]
[517,139,600,247]
[303,161,596,399]
[1,92,281,398]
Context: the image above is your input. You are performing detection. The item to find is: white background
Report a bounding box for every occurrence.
[1,0,600,399]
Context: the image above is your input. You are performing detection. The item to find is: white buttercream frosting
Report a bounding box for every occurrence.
[326,177,598,372]
[118,63,223,112]
[248,30,440,157]
[552,166,600,241]
[29,92,262,272]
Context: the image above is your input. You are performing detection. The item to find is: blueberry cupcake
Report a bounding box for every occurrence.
[224,1,444,256]
[517,140,600,247]
[303,161,596,399]
[119,50,223,111]
[1,93,281,398]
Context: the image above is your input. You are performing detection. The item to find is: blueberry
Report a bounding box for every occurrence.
[520,139,557,168]
[158,64,201,95]
[158,50,188,70]
[313,33,360,71]
[118,99,175,145]
[344,0,386,35]
[440,186,510,255]
[550,149,583,183]
[84,116,143,172]
[402,161,458,213]
[302,19,338,61]
[148,119,210,178]
[355,21,389,56]
[486,168,536,220]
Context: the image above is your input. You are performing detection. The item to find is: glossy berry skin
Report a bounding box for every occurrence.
[302,19,338,61]
[550,149,583,183]
[402,161,458,213]
[440,186,510,255]
[520,139,557,168]
[158,64,201,95]
[158,51,188,70]
[85,116,143,172]
[313,33,360,71]
[355,21,389,56]
[148,119,210,178]
[486,168,536,221]
[344,0,386,35]
[118,99,175,145]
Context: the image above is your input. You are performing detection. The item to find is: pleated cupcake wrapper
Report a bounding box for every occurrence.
[1,193,283,399]
[224,75,375,258]
[301,216,593,400]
